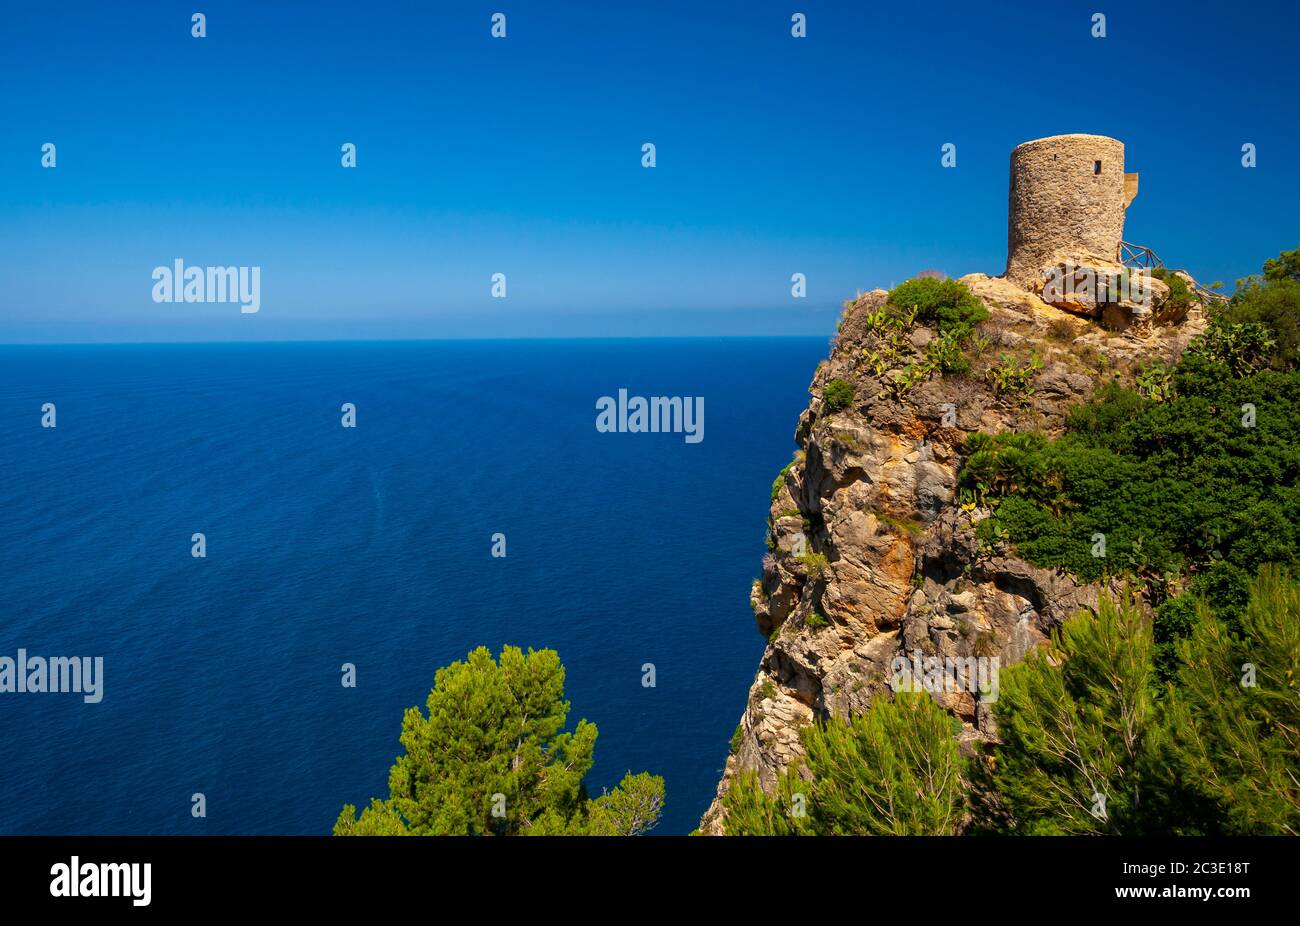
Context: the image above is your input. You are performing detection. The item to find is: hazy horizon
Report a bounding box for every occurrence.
[0,332,832,346]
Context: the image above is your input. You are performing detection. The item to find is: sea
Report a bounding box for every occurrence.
[0,338,827,835]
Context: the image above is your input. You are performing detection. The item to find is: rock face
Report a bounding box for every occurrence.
[1039,258,1170,328]
[698,272,1208,835]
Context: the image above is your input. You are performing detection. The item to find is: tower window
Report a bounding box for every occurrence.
[1094,160,1102,174]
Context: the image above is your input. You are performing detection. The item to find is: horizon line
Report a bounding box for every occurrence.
[0,333,834,348]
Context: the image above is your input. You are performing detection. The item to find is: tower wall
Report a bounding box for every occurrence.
[1005,134,1127,288]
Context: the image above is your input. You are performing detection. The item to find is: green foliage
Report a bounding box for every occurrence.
[582,773,668,836]
[730,724,745,754]
[962,355,1300,605]
[986,352,1043,397]
[983,571,1300,835]
[881,362,929,400]
[333,646,664,836]
[805,611,828,630]
[1152,592,1198,682]
[1165,565,1300,834]
[1262,244,1300,283]
[924,328,971,373]
[855,279,989,400]
[722,692,965,835]
[1216,279,1300,371]
[1150,267,1196,316]
[732,575,1299,837]
[822,378,856,412]
[1134,359,1173,402]
[720,769,813,836]
[877,511,925,537]
[886,277,989,339]
[958,430,1054,506]
[1188,320,1277,376]
[796,550,830,580]
[1211,246,1300,371]
[829,429,865,453]
[984,593,1163,834]
[861,304,917,379]
[771,459,796,502]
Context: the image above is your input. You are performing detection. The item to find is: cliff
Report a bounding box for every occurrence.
[700,270,1209,834]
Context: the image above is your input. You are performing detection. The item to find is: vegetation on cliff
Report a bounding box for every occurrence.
[724,569,1299,836]
[722,692,966,835]
[721,248,1300,837]
[980,567,1299,835]
[962,358,1299,589]
[1219,243,1300,370]
[334,646,664,836]
[961,249,1300,652]
[886,276,988,339]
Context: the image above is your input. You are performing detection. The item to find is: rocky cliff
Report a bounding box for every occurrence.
[700,270,1209,834]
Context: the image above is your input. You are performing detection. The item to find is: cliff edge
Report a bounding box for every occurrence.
[700,270,1209,834]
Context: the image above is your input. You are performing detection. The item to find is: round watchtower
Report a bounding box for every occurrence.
[1005,134,1133,288]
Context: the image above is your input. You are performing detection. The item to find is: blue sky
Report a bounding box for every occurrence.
[1,0,1297,341]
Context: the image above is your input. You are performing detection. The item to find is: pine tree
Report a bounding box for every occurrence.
[722,692,965,835]
[334,646,664,835]
[985,593,1163,834]
[1165,566,1300,834]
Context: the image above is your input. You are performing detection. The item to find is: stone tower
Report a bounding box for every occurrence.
[1005,134,1139,289]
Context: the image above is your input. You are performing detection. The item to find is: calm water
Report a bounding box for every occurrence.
[0,338,825,835]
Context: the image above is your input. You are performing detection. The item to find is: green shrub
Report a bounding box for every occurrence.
[1188,321,1277,376]
[1135,359,1174,402]
[796,551,830,579]
[1216,278,1300,371]
[886,277,988,339]
[986,352,1043,397]
[1153,593,1198,682]
[961,352,1300,608]
[924,329,971,373]
[722,692,965,835]
[1204,247,1300,372]
[730,724,744,754]
[731,572,1300,836]
[981,570,1300,835]
[877,512,924,537]
[823,378,856,412]
[770,460,797,502]
[983,593,1160,834]
[805,611,828,630]
[1262,244,1300,283]
[1165,566,1300,834]
[1151,267,1197,316]
[829,430,864,452]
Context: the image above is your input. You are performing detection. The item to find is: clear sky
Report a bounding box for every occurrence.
[2,0,1297,342]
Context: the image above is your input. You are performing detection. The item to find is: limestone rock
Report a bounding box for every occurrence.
[699,265,1205,836]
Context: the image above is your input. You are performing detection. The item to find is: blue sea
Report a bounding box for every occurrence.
[0,338,826,835]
